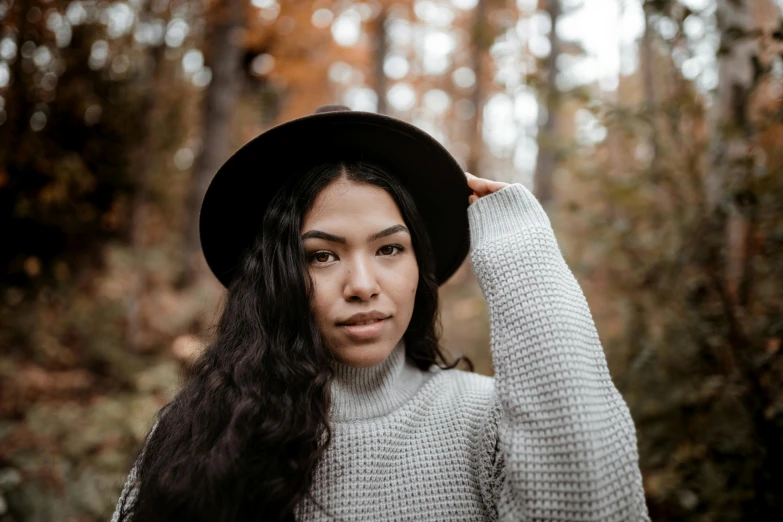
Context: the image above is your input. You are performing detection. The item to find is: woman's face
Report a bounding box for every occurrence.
[301,178,419,368]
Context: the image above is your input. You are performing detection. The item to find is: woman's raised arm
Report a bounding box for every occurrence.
[467,183,649,521]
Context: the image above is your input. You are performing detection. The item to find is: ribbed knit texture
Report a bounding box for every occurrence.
[111,183,650,521]
[328,338,432,422]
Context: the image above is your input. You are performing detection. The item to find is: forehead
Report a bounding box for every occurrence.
[302,180,404,231]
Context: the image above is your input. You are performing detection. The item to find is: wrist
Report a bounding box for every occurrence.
[467,184,551,246]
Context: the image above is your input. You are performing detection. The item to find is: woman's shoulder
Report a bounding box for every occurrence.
[395,368,499,436]
[425,366,496,409]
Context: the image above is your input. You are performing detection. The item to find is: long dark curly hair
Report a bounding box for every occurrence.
[117,160,466,522]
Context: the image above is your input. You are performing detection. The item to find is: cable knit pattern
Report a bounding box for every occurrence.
[111,183,649,521]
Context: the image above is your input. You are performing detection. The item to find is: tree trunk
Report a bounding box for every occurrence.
[710,0,754,308]
[126,3,169,351]
[182,0,245,285]
[710,0,781,304]
[709,1,783,516]
[373,7,389,115]
[467,0,487,176]
[640,1,660,179]
[532,0,560,206]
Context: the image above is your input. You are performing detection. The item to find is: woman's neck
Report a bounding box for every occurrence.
[329,338,427,422]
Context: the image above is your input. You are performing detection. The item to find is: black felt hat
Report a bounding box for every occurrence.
[199,105,471,288]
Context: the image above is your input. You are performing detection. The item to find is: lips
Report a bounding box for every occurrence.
[337,311,391,341]
[337,311,390,326]
[340,318,389,341]
[349,319,384,326]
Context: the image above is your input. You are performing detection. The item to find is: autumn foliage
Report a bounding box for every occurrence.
[1,0,782,520]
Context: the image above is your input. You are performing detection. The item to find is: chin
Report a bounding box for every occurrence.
[333,340,396,368]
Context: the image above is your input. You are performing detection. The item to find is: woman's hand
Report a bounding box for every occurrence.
[465,172,510,205]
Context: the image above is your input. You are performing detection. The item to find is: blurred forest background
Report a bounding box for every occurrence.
[1,0,782,520]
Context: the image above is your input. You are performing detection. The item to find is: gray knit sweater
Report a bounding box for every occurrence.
[112,184,650,521]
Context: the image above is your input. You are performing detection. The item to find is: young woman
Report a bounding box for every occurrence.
[112,106,649,521]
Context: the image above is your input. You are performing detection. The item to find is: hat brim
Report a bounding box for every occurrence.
[199,110,472,288]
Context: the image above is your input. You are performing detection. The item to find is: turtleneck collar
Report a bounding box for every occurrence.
[329,338,429,422]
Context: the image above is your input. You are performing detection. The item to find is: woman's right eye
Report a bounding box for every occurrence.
[309,251,336,264]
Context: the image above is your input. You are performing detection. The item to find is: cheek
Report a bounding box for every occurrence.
[398,261,419,303]
[309,276,332,324]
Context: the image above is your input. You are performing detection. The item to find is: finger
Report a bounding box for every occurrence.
[466,175,490,196]
[486,180,510,193]
[468,194,479,205]
[466,172,509,197]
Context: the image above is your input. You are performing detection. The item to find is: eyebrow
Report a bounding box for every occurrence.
[301,224,410,244]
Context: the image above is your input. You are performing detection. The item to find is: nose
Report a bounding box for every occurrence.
[343,255,380,302]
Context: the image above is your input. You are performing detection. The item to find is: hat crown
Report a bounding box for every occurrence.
[314,104,351,114]
[200,102,469,288]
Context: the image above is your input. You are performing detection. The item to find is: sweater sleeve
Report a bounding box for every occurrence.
[468,184,649,521]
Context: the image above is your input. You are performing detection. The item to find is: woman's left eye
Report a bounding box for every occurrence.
[378,244,404,256]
